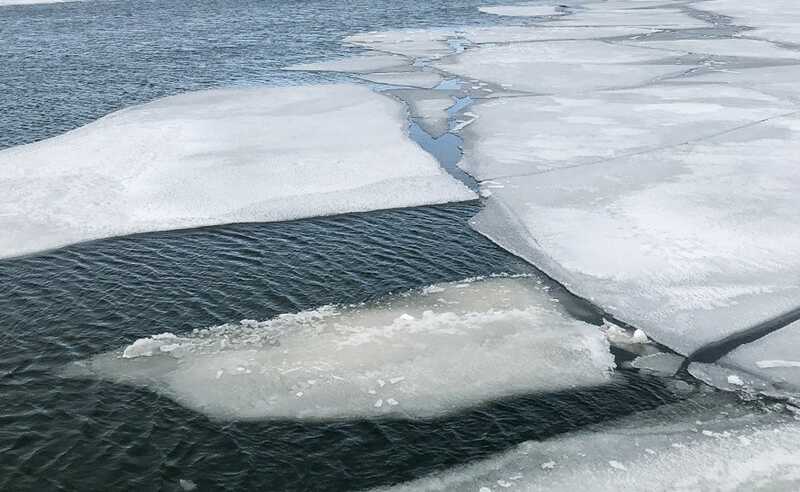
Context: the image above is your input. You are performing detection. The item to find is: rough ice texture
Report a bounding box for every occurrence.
[344,30,454,60]
[478,5,564,17]
[633,38,800,60]
[460,25,655,44]
[376,393,800,492]
[699,0,800,44]
[356,71,443,89]
[471,113,800,356]
[66,276,615,420]
[433,41,690,94]
[284,53,410,73]
[460,83,793,179]
[0,84,475,259]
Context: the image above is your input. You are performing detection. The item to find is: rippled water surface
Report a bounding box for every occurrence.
[2,0,696,489]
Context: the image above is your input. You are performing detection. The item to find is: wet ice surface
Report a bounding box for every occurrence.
[377,392,800,492]
[0,84,474,259]
[285,53,412,73]
[67,276,615,420]
[478,4,565,17]
[356,71,444,89]
[698,0,800,45]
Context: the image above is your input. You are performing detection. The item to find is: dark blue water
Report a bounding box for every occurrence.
[1,0,690,489]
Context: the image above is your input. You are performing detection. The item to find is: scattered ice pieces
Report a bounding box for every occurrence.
[727,375,745,386]
[608,460,627,471]
[178,479,197,491]
[541,461,556,470]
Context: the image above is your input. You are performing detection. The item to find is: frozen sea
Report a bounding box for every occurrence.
[2,0,799,490]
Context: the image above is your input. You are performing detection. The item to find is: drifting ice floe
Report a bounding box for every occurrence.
[680,65,800,104]
[434,41,690,94]
[66,276,615,420]
[345,30,454,60]
[356,71,443,89]
[284,53,410,73]
[478,5,565,17]
[471,113,800,356]
[0,84,474,258]
[459,25,656,44]
[377,393,800,492]
[699,0,800,45]
[460,83,793,179]
[552,5,708,28]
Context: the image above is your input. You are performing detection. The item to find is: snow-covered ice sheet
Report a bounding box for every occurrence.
[478,4,564,17]
[460,25,655,44]
[64,276,615,420]
[434,40,689,94]
[699,0,800,45]
[356,71,443,89]
[461,83,790,179]
[633,38,800,59]
[345,30,454,60]
[471,113,800,356]
[284,53,410,73]
[0,84,475,259]
[375,393,800,492]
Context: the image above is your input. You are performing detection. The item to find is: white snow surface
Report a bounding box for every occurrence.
[478,5,564,17]
[375,393,800,492]
[66,276,615,420]
[433,41,690,94]
[0,84,475,258]
[471,112,800,356]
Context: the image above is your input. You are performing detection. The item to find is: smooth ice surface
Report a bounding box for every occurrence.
[699,0,800,45]
[0,84,474,258]
[390,89,456,137]
[66,276,615,420]
[460,25,655,44]
[710,320,800,399]
[434,41,689,94]
[478,5,564,17]
[461,83,790,179]
[284,53,410,73]
[345,30,454,60]
[356,71,443,89]
[630,352,684,377]
[471,113,800,356]
[633,38,800,59]
[552,6,709,28]
[680,65,800,104]
[377,394,800,492]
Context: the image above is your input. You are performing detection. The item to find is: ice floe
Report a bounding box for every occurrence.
[551,5,709,28]
[376,393,800,491]
[478,4,565,17]
[433,41,690,94]
[356,71,443,89]
[0,84,474,258]
[344,30,455,60]
[633,38,800,59]
[470,112,800,356]
[680,65,800,104]
[630,353,685,377]
[389,89,456,137]
[699,0,800,45]
[460,25,655,44]
[460,82,793,179]
[65,276,615,420]
[284,53,410,73]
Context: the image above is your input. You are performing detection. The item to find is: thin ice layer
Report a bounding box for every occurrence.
[389,89,456,137]
[471,113,800,356]
[64,276,615,420]
[0,84,474,259]
[633,38,800,59]
[356,71,443,89]
[434,41,689,94]
[478,5,564,17]
[460,25,655,44]
[284,53,410,73]
[344,30,454,60]
[376,393,800,492]
[461,83,792,179]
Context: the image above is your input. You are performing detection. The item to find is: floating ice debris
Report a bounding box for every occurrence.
[541,461,556,470]
[460,83,789,180]
[0,84,474,259]
[375,393,800,492]
[356,71,443,89]
[66,276,614,420]
[478,5,564,17]
[121,333,187,359]
[390,89,455,137]
[178,479,197,491]
[470,113,800,357]
[727,375,744,386]
[434,41,690,95]
[284,53,409,73]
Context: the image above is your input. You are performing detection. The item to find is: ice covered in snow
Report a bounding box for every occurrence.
[460,83,791,179]
[433,41,690,94]
[699,0,800,45]
[470,112,800,356]
[376,393,800,492]
[0,84,475,258]
[478,5,564,17]
[64,276,615,420]
[633,38,800,60]
[284,53,410,73]
[344,30,455,60]
[356,71,443,89]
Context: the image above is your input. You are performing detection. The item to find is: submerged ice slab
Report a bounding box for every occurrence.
[0,84,474,258]
[284,53,410,73]
[471,113,800,356]
[378,393,800,492]
[460,83,792,179]
[434,41,689,94]
[65,276,615,420]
